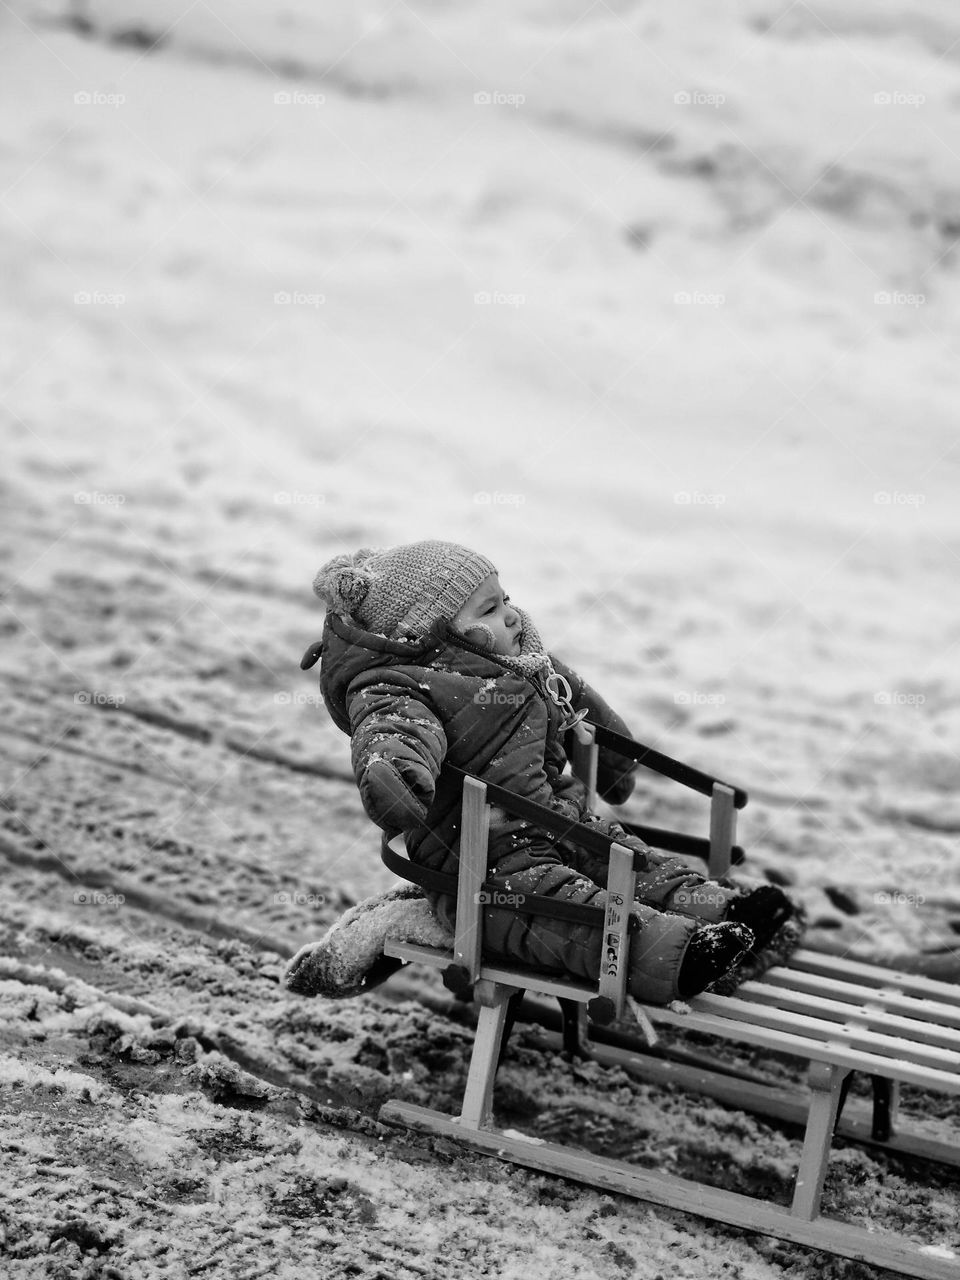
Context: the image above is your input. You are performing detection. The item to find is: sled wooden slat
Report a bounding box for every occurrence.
[379,1102,960,1280]
[385,939,597,1003]
[596,843,635,1020]
[788,949,960,1004]
[708,781,737,879]
[681,993,960,1073]
[643,1003,960,1095]
[730,980,960,1052]
[567,720,598,804]
[454,775,489,985]
[753,966,960,1031]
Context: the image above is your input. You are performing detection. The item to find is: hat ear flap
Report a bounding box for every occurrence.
[460,622,496,651]
[313,548,379,616]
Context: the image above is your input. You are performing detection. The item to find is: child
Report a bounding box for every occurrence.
[307,539,794,1005]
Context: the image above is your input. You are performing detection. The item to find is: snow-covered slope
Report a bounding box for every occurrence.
[2,2,960,1276]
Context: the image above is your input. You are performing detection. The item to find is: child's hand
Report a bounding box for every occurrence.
[359,752,434,833]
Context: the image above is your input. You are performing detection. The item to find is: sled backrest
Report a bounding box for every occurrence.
[381,718,752,1007]
[453,773,638,1021]
[567,720,745,878]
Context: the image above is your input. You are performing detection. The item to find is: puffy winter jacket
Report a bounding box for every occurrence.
[315,610,703,1000]
[319,612,638,852]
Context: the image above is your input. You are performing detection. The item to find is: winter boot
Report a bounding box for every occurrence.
[677,921,755,999]
[725,884,794,954]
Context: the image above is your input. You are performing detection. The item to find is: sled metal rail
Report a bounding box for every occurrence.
[378,726,960,1278]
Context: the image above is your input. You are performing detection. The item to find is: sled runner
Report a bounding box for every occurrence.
[377,723,960,1279]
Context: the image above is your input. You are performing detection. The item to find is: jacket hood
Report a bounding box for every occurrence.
[315,610,508,735]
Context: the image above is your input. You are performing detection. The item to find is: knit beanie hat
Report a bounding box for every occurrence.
[313,540,587,728]
[313,540,498,641]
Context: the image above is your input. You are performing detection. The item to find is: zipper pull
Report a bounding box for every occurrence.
[543,671,574,707]
[543,672,587,731]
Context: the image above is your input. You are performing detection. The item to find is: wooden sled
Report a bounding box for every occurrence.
[377,723,960,1279]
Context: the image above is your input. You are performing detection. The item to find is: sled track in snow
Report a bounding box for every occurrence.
[0,679,354,785]
[0,954,358,1112]
[0,832,296,958]
[98,698,352,782]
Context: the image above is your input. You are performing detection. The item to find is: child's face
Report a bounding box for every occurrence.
[452,573,522,655]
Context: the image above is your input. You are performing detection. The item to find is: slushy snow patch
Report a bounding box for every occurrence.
[0,1057,119,1104]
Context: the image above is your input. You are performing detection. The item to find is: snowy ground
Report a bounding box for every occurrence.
[2,1,960,1276]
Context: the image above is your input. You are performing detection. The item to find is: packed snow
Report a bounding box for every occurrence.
[2,1,960,1276]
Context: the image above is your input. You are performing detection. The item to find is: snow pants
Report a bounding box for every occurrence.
[428,831,742,1006]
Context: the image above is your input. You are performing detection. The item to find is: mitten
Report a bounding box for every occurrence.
[357,750,435,833]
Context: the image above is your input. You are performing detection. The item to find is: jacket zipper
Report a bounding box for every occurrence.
[441,631,586,733]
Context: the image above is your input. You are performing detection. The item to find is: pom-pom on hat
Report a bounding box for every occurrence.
[313,540,498,641]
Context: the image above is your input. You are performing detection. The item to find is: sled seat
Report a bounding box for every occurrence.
[378,726,960,1280]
